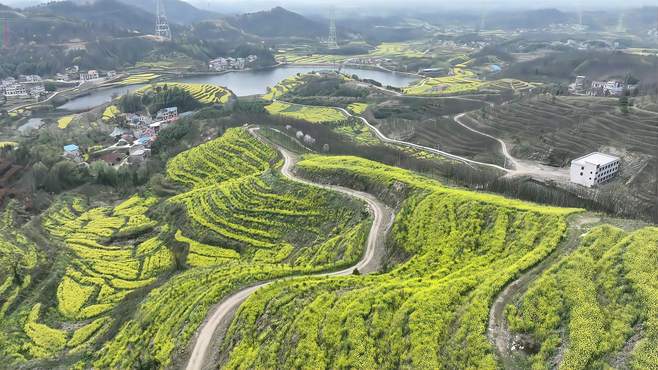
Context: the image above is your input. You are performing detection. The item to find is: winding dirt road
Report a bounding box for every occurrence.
[453,113,570,181]
[184,128,394,370]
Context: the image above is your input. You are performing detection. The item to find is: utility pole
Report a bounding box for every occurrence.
[155,0,172,41]
[327,9,338,49]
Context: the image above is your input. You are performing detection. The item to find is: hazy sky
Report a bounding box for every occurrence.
[187,0,658,12]
[4,0,657,13]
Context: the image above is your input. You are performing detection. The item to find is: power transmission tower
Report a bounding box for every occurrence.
[155,0,172,41]
[327,10,338,49]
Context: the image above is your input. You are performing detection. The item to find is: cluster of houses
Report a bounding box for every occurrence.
[568,75,638,97]
[1,75,46,98]
[208,55,258,71]
[55,66,116,83]
[346,57,392,65]
[63,106,180,167]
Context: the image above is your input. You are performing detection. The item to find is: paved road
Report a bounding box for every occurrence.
[184,128,394,370]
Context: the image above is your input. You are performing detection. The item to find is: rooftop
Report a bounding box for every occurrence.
[63,144,79,152]
[572,152,619,166]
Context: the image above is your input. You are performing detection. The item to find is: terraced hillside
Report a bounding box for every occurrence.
[265,101,347,123]
[505,225,658,369]
[373,115,504,165]
[92,129,370,368]
[367,98,504,164]
[0,128,371,369]
[461,95,658,212]
[0,201,39,320]
[137,82,234,104]
[216,155,581,369]
[462,95,658,165]
[0,194,172,364]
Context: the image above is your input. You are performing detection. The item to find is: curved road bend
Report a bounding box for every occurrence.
[184,128,394,370]
[330,105,510,173]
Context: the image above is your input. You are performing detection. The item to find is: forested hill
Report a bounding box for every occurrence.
[24,0,155,37]
[117,0,220,25]
[228,6,325,38]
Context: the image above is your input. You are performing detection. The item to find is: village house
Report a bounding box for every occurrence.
[19,75,42,83]
[208,55,257,71]
[568,75,588,95]
[80,70,100,82]
[588,79,636,97]
[128,144,151,165]
[29,85,46,97]
[570,152,620,188]
[63,144,83,162]
[3,84,28,97]
[110,127,129,140]
[155,107,178,122]
[126,113,152,127]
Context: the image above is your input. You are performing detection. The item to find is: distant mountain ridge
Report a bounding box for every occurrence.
[28,0,155,33]
[228,6,325,38]
[117,0,220,25]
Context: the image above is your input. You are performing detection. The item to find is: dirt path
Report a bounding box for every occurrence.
[314,103,509,173]
[453,113,570,182]
[487,213,602,368]
[277,99,568,183]
[183,128,394,370]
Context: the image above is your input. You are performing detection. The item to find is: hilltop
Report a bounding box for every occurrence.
[228,6,325,38]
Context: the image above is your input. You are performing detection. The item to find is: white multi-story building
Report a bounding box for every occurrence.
[80,70,100,81]
[570,152,620,187]
[3,84,28,97]
[155,107,178,122]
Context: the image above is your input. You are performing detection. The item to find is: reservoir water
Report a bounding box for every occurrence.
[58,65,418,111]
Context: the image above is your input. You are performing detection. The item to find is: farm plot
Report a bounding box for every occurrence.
[101,105,120,122]
[505,225,658,369]
[462,95,658,212]
[373,115,505,165]
[90,128,370,368]
[57,115,75,129]
[166,128,278,188]
[463,96,658,164]
[0,201,39,320]
[265,101,347,123]
[114,73,160,85]
[137,82,233,104]
[262,74,307,100]
[216,155,581,369]
[0,194,172,364]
